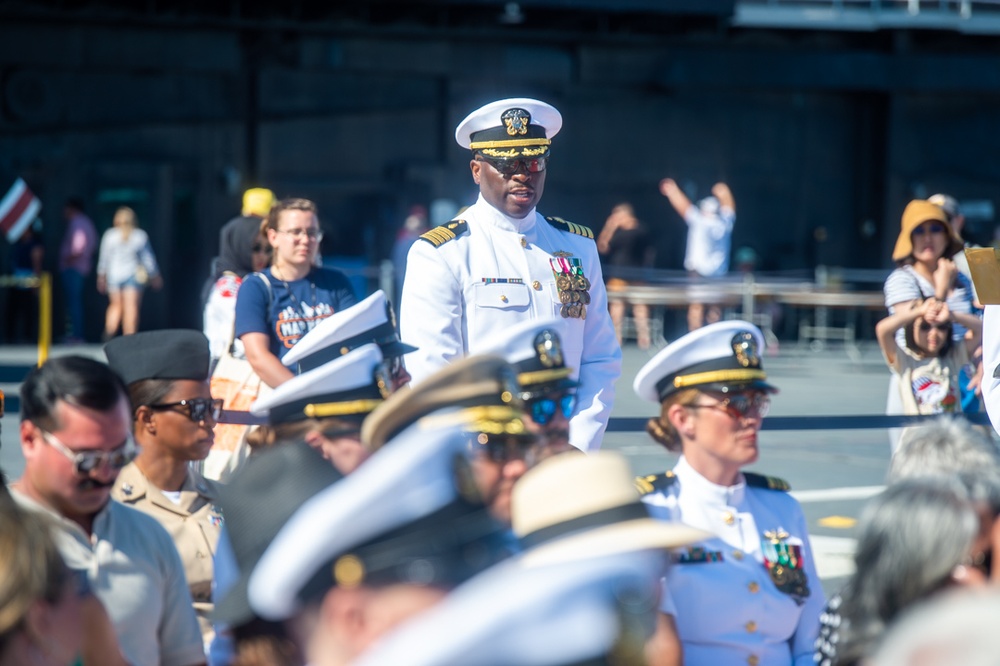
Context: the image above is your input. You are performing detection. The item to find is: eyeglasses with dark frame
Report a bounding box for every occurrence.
[40,430,138,476]
[476,155,548,177]
[147,398,223,423]
[688,393,771,420]
[469,433,547,467]
[525,393,576,426]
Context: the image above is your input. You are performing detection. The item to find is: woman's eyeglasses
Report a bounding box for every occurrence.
[251,244,271,254]
[912,223,946,236]
[526,393,576,426]
[476,155,548,177]
[276,227,324,241]
[40,430,138,476]
[147,398,223,423]
[689,393,771,420]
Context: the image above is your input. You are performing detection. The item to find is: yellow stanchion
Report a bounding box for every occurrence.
[38,271,51,366]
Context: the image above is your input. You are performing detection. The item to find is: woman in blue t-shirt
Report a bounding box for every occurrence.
[234,198,356,388]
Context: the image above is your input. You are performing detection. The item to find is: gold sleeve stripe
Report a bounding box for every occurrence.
[673,369,767,388]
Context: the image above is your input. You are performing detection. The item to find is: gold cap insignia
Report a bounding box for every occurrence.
[502,108,531,136]
[534,329,563,369]
[498,364,520,405]
[731,332,760,368]
[334,554,365,588]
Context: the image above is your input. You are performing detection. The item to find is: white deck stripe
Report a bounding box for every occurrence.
[791,485,885,503]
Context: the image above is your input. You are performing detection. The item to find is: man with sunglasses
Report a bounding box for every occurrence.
[400,97,621,453]
[13,355,206,666]
[479,318,579,459]
[105,329,225,648]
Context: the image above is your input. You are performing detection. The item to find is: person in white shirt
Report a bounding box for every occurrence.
[660,178,736,331]
[12,356,205,666]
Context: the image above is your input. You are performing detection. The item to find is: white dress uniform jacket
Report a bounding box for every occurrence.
[640,457,824,666]
[400,194,622,452]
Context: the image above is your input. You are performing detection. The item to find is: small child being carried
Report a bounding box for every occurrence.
[876,297,982,415]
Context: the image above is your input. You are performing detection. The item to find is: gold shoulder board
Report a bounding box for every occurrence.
[545,216,594,240]
[743,472,791,492]
[633,470,677,496]
[418,220,469,247]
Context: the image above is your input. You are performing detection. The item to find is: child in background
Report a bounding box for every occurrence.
[877,298,982,415]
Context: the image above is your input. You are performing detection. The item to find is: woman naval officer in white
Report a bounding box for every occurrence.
[399,98,621,454]
[633,321,824,666]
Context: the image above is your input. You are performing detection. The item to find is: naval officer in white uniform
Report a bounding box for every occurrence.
[400,97,622,453]
[633,320,824,666]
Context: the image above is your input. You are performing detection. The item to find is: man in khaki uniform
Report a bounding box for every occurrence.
[106,329,223,646]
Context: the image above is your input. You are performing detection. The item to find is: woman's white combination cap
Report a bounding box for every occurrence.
[633,320,774,403]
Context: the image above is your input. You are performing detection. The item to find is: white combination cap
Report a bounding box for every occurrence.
[455,98,562,155]
[353,551,667,666]
[633,320,776,403]
[247,421,506,620]
[250,343,388,423]
[281,290,416,372]
[476,318,576,393]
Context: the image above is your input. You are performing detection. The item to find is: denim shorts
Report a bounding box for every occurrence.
[107,276,144,293]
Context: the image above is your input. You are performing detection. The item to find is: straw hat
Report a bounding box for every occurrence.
[892,199,964,262]
[512,451,710,567]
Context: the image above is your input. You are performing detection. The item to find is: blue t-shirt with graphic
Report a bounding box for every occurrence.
[234,267,357,359]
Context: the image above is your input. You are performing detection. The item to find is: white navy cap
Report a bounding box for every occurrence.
[281,290,416,372]
[476,318,577,395]
[361,354,522,452]
[513,452,710,568]
[633,320,777,403]
[455,98,562,156]
[250,343,389,424]
[352,551,666,666]
[247,422,507,621]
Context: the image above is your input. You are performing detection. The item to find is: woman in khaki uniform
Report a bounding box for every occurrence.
[105,329,223,648]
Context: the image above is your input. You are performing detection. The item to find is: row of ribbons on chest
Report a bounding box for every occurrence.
[479,257,592,320]
[673,529,810,603]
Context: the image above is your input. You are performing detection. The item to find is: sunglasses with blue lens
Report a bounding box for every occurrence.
[527,393,576,426]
